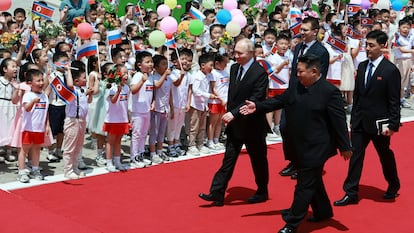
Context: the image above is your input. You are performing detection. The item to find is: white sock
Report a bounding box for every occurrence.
[208,140,213,146]
[213,138,219,144]
[32,166,39,171]
[156,149,163,155]
[114,156,121,165]
[18,169,26,175]
[106,159,113,167]
[150,152,156,157]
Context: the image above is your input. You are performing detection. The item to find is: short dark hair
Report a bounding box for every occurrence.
[13,8,26,16]
[302,16,319,30]
[298,54,321,71]
[198,53,214,65]
[135,51,152,71]
[52,52,69,63]
[366,30,388,46]
[171,48,193,61]
[26,69,44,82]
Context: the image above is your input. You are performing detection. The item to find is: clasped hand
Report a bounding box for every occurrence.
[239,100,256,115]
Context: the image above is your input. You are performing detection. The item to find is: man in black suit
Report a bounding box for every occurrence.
[279,16,330,179]
[241,54,352,233]
[198,38,270,206]
[334,30,401,206]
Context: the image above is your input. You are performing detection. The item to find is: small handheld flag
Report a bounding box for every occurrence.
[346,4,361,17]
[164,36,176,48]
[289,8,302,21]
[25,35,36,56]
[361,17,373,26]
[32,2,55,20]
[107,30,122,45]
[346,26,363,40]
[327,35,347,53]
[50,76,76,105]
[393,33,402,47]
[189,6,206,20]
[76,41,98,60]
[289,22,302,38]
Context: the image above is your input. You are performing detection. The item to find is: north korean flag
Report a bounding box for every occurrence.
[289,22,302,38]
[327,35,347,53]
[347,4,361,16]
[346,26,363,39]
[50,76,76,105]
[361,17,373,26]
[32,2,55,20]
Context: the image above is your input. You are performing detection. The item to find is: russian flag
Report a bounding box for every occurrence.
[327,35,347,53]
[189,6,206,20]
[269,73,287,85]
[346,4,361,17]
[25,35,35,55]
[31,1,55,20]
[361,17,373,26]
[289,8,302,21]
[394,33,402,47]
[134,5,141,17]
[346,26,363,39]
[164,36,176,48]
[107,30,122,45]
[258,59,274,74]
[50,76,76,105]
[289,22,302,38]
[76,41,98,60]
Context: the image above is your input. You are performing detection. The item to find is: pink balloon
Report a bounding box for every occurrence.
[157,4,171,18]
[77,23,94,39]
[223,0,238,11]
[230,9,243,18]
[232,14,247,28]
[160,16,178,34]
[0,0,12,11]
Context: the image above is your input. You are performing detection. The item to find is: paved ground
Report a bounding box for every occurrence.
[1,104,413,190]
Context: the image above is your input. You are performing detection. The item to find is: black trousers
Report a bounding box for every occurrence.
[343,128,400,197]
[209,134,269,201]
[283,165,333,228]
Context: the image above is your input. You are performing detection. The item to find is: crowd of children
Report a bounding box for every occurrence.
[1,0,414,183]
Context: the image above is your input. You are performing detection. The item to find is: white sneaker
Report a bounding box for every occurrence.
[136,153,152,166]
[198,146,210,154]
[175,146,185,156]
[5,154,16,162]
[206,143,219,151]
[115,163,127,171]
[215,142,225,150]
[0,156,4,163]
[159,153,171,161]
[401,100,411,108]
[95,155,106,166]
[46,154,60,162]
[151,155,164,164]
[106,165,118,172]
[18,173,30,183]
[65,172,79,180]
[187,146,200,156]
[30,170,44,180]
[130,157,146,168]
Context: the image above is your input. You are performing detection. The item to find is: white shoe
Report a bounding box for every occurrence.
[401,100,411,108]
[198,146,210,154]
[159,153,171,161]
[78,157,87,170]
[106,165,118,172]
[151,155,164,164]
[130,157,146,168]
[95,155,106,166]
[18,173,30,183]
[65,172,79,180]
[206,143,219,151]
[136,153,152,166]
[187,146,200,156]
[4,154,16,162]
[0,156,4,163]
[115,163,127,171]
[215,142,225,150]
[30,170,44,180]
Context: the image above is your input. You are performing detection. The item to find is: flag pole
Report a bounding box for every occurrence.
[175,47,183,71]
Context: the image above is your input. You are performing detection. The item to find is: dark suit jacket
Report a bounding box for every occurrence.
[225,61,269,140]
[290,41,329,84]
[256,78,351,168]
[351,58,401,134]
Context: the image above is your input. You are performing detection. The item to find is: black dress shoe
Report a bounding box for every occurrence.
[247,193,268,204]
[333,194,358,206]
[278,225,297,233]
[290,172,297,179]
[383,192,399,199]
[279,162,296,176]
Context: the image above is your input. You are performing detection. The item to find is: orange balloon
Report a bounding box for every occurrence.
[177,20,190,35]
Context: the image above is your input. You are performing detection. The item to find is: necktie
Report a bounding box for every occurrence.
[299,43,307,57]
[236,65,244,83]
[365,62,373,87]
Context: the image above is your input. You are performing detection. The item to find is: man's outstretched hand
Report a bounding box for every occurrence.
[240,100,256,115]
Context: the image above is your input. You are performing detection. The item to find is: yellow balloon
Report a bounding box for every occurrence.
[225,21,241,37]
[165,0,177,9]
[178,20,190,35]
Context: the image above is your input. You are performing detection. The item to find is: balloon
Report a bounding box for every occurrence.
[232,14,247,28]
[77,23,94,39]
[176,4,182,9]
[148,30,166,47]
[349,0,361,4]
[223,0,238,10]
[401,0,409,5]
[360,0,371,9]
[230,9,243,18]
[160,16,178,34]
[202,0,215,9]
[164,0,177,9]
[178,20,191,35]
[189,19,204,36]
[216,9,232,25]
[226,21,241,37]
[391,0,403,10]
[157,4,171,18]
[0,0,11,11]
[374,0,390,9]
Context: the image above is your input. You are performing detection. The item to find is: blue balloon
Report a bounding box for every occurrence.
[216,9,232,25]
[391,0,403,11]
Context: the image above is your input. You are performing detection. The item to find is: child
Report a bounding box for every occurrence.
[13,8,26,30]
[0,58,19,162]
[18,69,49,183]
[267,34,291,135]
[103,64,130,172]
[46,52,70,162]
[187,53,216,156]
[148,55,172,162]
[62,64,93,179]
[262,29,277,57]
[166,48,193,157]
[129,51,154,168]
[206,53,229,150]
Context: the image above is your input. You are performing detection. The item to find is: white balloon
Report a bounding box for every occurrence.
[374,0,390,10]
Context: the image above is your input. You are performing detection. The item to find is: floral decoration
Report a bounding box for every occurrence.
[106,66,122,88]
[37,21,65,40]
[0,32,21,49]
[218,31,234,45]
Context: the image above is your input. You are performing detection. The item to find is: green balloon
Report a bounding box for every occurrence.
[148,30,166,48]
[189,19,204,36]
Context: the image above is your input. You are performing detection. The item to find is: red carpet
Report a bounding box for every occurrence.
[2,122,414,233]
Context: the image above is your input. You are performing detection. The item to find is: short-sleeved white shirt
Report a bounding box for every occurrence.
[22,91,49,132]
[104,84,129,123]
[130,72,154,113]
